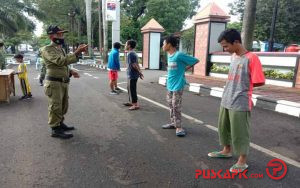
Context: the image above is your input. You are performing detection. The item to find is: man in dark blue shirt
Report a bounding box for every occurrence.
[124,40,143,110]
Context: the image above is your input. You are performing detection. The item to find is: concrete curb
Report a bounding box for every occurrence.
[159,75,300,118]
[87,64,107,70]
[87,64,144,72]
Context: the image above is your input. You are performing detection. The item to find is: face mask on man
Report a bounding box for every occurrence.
[52,38,65,45]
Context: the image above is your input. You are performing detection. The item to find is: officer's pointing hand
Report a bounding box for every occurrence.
[78,44,88,51]
[70,70,80,78]
[74,44,88,56]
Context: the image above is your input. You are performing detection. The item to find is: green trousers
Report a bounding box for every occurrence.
[44,80,69,128]
[218,106,251,155]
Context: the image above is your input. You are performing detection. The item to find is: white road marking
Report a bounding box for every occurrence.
[117,83,300,168]
[93,77,99,79]
[84,73,93,77]
[147,126,167,143]
[117,82,127,85]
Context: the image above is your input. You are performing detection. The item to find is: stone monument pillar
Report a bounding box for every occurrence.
[193,2,230,76]
[141,18,165,69]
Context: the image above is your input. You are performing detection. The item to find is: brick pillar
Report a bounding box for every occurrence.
[193,2,230,76]
[141,18,165,69]
[295,58,300,88]
[142,33,150,69]
[194,24,210,76]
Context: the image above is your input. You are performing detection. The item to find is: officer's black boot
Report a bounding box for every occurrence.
[51,126,73,139]
[60,122,75,131]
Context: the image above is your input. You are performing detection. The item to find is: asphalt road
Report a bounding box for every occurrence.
[0,64,299,188]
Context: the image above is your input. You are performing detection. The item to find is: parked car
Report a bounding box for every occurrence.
[285,44,300,52]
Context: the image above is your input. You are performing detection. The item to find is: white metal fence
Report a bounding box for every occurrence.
[209,52,300,87]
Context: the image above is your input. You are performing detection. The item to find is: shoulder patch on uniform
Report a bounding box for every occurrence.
[42,45,56,52]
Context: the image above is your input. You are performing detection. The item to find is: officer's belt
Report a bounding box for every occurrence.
[46,76,70,83]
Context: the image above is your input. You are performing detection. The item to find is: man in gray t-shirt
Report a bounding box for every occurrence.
[221,51,264,111]
[208,29,265,173]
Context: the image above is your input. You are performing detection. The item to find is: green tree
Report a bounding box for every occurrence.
[255,0,300,44]
[227,22,242,32]
[5,31,33,53]
[121,0,199,50]
[29,34,55,51]
[32,0,95,46]
[122,0,148,22]
[181,26,195,55]
[228,0,245,21]
[29,0,200,53]
[0,0,44,36]
[120,13,143,49]
[229,0,300,45]
[142,0,199,34]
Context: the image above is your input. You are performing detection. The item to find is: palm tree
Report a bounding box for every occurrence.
[0,0,45,37]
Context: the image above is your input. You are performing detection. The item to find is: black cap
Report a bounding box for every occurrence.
[46,25,68,35]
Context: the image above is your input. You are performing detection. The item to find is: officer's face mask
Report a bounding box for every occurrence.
[52,38,65,45]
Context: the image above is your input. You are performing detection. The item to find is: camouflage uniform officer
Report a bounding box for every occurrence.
[42,25,87,139]
[0,40,6,70]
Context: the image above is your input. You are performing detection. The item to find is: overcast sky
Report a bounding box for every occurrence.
[33,0,238,36]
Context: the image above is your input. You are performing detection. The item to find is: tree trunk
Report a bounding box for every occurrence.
[77,18,81,43]
[268,0,279,52]
[98,0,103,59]
[102,0,108,64]
[85,0,93,57]
[241,0,257,51]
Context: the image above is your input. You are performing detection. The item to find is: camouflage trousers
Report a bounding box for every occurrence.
[167,89,183,128]
[44,80,69,128]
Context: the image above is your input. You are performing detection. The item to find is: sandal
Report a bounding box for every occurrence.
[129,106,140,110]
[208,151,232,158]
[123,103,133,106]
[162,123,176,129]
[176,129,186,137]
[229,163,249,173]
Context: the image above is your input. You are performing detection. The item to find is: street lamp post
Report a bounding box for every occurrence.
[268,0,279,52]
[98,0,103,59]
[102,0,108,64]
